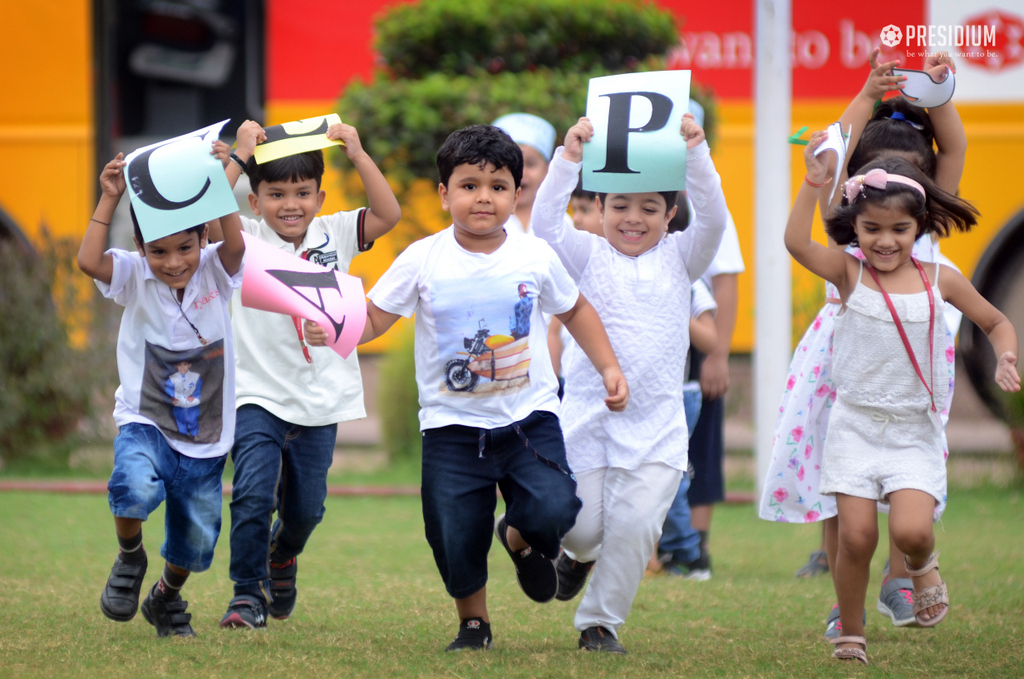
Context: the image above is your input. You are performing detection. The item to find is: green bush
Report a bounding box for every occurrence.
[0,236,114,463]
[375,0,678,79]
[377,323,421,462]
[340,66,716,183]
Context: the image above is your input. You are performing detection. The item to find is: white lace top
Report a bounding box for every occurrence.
[832,262,948,414]
[531,142,728,472]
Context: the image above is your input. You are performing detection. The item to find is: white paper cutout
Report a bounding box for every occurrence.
[813,121,851,206]
[893,67,956,109]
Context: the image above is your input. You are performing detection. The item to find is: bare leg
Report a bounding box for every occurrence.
[886,529,911,579]
[455,587,489,623]
[114,516,142,539]
[505,525,528,552]
[888,490,945,622]
[690,505,712,533]
[834,494,878,651]
[823,515,839,575]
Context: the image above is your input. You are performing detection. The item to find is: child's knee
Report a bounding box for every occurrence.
[839,524,878,556]
[891,525,934,556]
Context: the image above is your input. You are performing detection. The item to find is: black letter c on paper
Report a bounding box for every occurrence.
[127,136,211,211]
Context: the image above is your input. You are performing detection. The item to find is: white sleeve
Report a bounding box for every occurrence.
[94,249,141,306]
[239,215,261,235]
[674,141,728,282]
[537,242,581,316]
[205,241,245,295]
[691,278,717,318]
[531,150,595,281]
[324,208,371,256]
[702,209,745,281]
[367,241,426,318]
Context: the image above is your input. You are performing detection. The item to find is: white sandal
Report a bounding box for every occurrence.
[830,635,868,665]
[905,551,949,627]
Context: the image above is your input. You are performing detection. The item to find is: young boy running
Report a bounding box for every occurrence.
[306,124,628,651]
[212,119,401,628]
[79,152,246,638]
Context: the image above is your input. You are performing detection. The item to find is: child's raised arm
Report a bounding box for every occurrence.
[923,53,966,194]
[938,265,1020,392]
[785,132,853,293]
[556,293,629,411]
[217,211,245,276]
[328,123,401,244]
[77,154,126,284]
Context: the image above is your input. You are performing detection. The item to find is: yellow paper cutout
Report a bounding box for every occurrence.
[253,113,345,164]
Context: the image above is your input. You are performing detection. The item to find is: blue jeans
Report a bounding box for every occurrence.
[108,422,226,572]
[228,404,337,601]
[659,390,703,563]
[421,410,582,599]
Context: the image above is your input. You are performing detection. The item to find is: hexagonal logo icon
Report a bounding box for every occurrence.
[880,24,903,47]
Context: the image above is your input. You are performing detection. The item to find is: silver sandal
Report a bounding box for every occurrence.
[905,551,949,628]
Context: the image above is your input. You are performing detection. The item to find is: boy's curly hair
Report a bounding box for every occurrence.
[847,98,937,179]
[826,156,978,246]
[245,149,325,194]
[436,125,523,188]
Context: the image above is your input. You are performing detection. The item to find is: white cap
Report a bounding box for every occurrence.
[492,113,557,161]
[688,99,705,128]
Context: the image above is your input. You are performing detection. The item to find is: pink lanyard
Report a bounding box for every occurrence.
[865,258,937,413]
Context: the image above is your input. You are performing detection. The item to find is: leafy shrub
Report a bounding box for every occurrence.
[0,236,115,462]
[340,66,716,183]
[377,323,421,462]
[375,0,678,79]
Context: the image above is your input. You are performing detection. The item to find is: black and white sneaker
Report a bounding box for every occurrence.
[219,595,268,630]
[494,513,557,603]
[100,552,148,622]
[579,626,626,654]
[141,584,197,637]
[555,552,594,601]
[445,618,493,652]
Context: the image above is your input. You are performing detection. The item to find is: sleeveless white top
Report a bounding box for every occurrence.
[832,261,948,414]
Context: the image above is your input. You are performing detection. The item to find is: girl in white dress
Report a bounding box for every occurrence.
[787,143,1019,665]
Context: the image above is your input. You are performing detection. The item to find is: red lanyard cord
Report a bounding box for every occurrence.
[865,258,937,412]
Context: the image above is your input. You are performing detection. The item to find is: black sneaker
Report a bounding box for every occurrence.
[219,595,268,630]
[493,513,557,603]
[141,584,197,638]
[445,618,493,652]
[555,552,594,601]
[579,626,626,654]
[268,557,297,620]
[100,552,148,622]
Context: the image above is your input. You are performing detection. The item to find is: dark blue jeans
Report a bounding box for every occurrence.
[228,404,337,602]
[421,410,582,599]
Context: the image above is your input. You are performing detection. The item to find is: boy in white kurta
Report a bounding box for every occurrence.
[531,115,727,652]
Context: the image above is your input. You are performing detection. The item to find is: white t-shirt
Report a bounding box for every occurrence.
[368,227,579,431]
[97,243,243,459]
[232,211,371,427]
[685,278,717,392]
[696,205,745,285]
[505,211,574,237]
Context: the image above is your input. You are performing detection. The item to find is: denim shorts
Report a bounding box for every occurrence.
[687,396,725,506]
[421,410,582,599]
[108,422,226,572]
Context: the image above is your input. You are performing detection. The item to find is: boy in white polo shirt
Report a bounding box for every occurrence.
[78,152,246,638]
[210,119,401,629]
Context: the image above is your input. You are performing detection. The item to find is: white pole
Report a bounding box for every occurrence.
[754,0,792,503]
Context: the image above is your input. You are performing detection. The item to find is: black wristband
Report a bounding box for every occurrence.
[229,152,248,174]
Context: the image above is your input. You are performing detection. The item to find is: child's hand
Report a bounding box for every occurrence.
[235,120,266,158]
[99,153,127,198]
[211,140,231,167]
[303,319,330,346]
[924,52,956,82]
[995,352,1021,392]
[804,130,830,186]
[601,367,630,412]
[328,123,364,159]
[681,112,705,149]
[862,48,905,101]
[563,117,593,163]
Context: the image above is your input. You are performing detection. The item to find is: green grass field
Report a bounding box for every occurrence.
[1,480,1022,678]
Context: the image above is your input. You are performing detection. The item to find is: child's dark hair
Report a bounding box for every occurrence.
[130,204,205,247]
[597,191,679,215]
[666,193,691,233]
[572,175,597,201]
[245,149,325,194]
[825,156,977,246]
[847,98,937,179]
[436,125,523,188]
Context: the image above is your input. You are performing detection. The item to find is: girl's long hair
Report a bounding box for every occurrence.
[825,156,978,246]
[847,98,937,179]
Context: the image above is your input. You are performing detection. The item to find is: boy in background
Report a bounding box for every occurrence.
[212,119,400,628]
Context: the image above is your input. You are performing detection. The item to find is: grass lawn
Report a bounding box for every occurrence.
[1,482,1022,678]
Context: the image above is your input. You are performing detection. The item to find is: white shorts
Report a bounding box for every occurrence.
[819,398,945,506]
